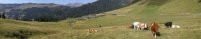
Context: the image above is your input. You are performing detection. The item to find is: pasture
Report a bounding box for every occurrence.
[1,0,201,39]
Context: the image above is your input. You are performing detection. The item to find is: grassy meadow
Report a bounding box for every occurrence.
[1,0,201,39]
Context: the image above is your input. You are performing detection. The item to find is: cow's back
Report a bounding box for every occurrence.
[151,22,159,32]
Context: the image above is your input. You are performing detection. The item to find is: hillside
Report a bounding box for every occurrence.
[1,0,201,39]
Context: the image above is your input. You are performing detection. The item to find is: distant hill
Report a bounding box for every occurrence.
[0,4,21,12]
[0,3,72,12]
[0,3,76,22]
[2,0,139,22]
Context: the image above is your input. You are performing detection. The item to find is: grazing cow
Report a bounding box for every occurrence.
[151,22,161,38]
[88,28,98,33]
[132,22,148,31]
[164,22,172,28]
[133,22,140,29]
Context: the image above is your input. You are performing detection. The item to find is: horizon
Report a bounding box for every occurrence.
[0,0,97,5]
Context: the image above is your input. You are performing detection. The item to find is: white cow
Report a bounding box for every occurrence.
[132,22,148,31]
[133,22,140,29]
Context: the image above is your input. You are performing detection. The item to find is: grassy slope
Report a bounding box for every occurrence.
[1,0,201,39]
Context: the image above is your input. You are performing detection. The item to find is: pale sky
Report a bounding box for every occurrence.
[0,0,97,4]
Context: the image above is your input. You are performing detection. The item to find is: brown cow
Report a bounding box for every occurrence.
[151,22,161,38]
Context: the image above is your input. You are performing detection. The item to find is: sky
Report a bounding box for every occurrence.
[0,0,97,4]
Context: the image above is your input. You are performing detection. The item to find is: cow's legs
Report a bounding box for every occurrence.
[137,27,139,30]
[134,25,137,29]
[154,34,157,38]
[153,32,157,38]
[136,26,140,31]
[133,25,136,29]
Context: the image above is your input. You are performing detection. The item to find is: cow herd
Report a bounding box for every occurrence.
[129,21,180,38]
[87,21,180,38]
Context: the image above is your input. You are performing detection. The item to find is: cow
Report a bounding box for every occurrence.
[133,22,140,29]
[164,22,172,28]
[132,22,149,31]
[151,22,161,38]
[88,28,98,33]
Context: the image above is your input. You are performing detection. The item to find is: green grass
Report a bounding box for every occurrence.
[1,0,201,39]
